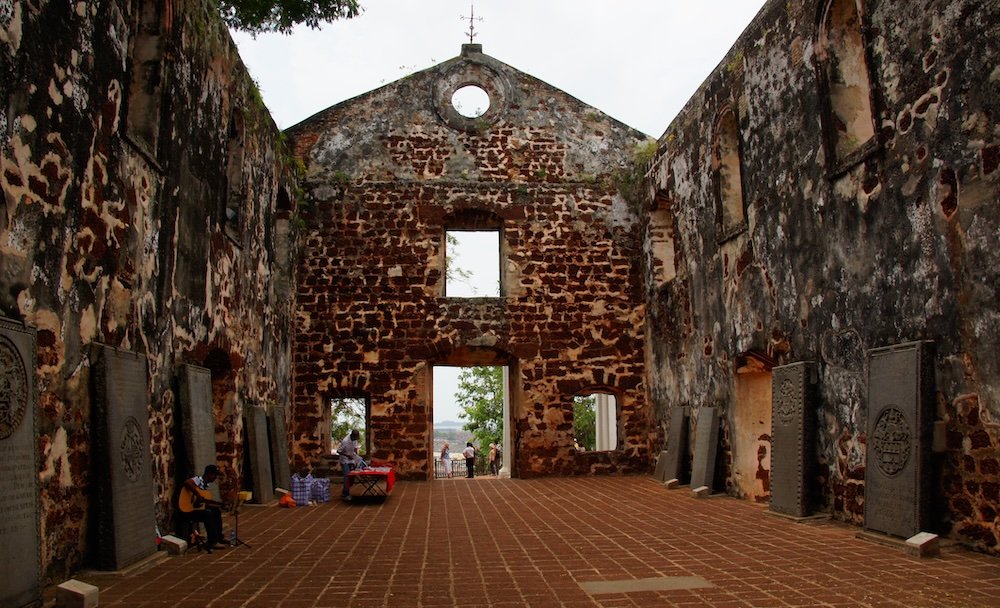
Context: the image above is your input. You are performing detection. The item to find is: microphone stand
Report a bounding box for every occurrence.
[229,490,252,549]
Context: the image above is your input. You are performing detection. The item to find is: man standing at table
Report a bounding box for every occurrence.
[462,442,476,479]
[339,429,362,501]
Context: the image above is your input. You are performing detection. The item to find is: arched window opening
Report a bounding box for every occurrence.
[329,395,370,457]
[819,0,876,163]
[713,108,746,238]
[732,352,773,502]
[276,186,292,212]
[650,190,676,286]
[224,113,245,245]
[125,0,165,157]
[573,392,619,452]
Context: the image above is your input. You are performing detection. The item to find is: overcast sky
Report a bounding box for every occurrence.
[231,1,769,425]
[232,0,769,138]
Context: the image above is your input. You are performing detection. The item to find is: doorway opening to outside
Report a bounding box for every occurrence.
[433,364,506,479]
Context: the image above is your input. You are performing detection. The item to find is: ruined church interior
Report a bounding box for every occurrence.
[1,0,999,606]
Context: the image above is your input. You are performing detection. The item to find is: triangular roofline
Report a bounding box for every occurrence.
[284,44,649,141]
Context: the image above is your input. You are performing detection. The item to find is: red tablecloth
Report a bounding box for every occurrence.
[347,466,396,495]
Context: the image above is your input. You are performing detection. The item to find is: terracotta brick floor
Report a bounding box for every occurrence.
[74,477,999,607]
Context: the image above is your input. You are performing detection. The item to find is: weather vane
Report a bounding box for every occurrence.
[460,3,483,44]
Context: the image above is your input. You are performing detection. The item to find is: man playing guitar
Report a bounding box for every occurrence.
[179,464,227,550]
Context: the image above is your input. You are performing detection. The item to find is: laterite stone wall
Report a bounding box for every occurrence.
[288,45,654,479]
[1,0,297,579]
[644,0,1000,553]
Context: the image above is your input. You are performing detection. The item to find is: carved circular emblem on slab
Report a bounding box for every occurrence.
[775,378,798,424]
[120,416,145,482]
[0,336,28,440]
[871,406,911,476]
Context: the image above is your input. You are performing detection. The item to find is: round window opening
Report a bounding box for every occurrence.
[451,85,490,118]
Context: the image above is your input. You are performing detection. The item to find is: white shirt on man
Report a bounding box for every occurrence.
[339,434,361,465]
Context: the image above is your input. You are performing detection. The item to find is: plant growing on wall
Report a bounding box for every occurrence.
[222,0,361,34]
[612,139,658,210]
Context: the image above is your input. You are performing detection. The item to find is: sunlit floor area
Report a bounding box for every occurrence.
[70,477,999,607]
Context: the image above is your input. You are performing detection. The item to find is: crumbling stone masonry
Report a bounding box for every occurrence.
[287,44,654,479]
[643,0,1000,553]
[1,0,297,580]
[5,0,1000,587]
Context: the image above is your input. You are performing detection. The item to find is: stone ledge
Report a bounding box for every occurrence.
[856,530,941,558]
[55,579,98,608]
[691,485,712,499]
[763,510,832,523]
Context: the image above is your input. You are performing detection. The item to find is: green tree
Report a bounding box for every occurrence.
[221,0,361,35]
[331,397,366,452]
[572,395,596,451]
[455,366,503,450]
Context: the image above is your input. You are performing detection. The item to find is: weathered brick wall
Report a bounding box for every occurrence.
[1,0,297,579]
[288,45,653,479]
[645,0,1000,552]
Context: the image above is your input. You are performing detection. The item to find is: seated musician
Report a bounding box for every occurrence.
[181,464,226,550]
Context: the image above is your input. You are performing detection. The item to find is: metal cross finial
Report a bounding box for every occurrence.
[460,3,483,44]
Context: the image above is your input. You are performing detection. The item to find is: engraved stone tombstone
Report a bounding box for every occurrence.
[0,318,42,608]
[770,362,817,517]
[91,345,156,570]
[244,406,275,504]
[690,407,720,491]
[865,341,934,539]
[178,364,220,501]
[268,409,291,491]
[656,406,690,483]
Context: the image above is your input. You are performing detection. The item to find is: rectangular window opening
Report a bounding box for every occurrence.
[330,397,369,456]
[445,230,501,298]
[573,393,619,452]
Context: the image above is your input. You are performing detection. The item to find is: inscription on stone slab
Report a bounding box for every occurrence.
[658,406,689,483]
[865,341,934,539]
[178,365,220,501]
[0,318,41,608]
[244,406,274,504]
[268,409,291,492]
[770,362,816,517]
[92,345,156,570]
[690,407,720,491]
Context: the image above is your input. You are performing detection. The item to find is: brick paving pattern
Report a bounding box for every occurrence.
[76,478,1000,607]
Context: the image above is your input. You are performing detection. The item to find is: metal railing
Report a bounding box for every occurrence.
[434,454,498,478]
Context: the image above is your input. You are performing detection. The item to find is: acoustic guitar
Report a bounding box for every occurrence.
[178,484,229,513]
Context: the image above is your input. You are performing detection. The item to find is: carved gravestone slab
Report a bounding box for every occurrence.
[0,319,41,608]
[770,362,817,517]
[91,345,156,570]
[656,406,690,483]
[690,407,720,490]
[244,406,274,504]
[268,409,291,491]
[178,364,220,501]
[865,341,934,539]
